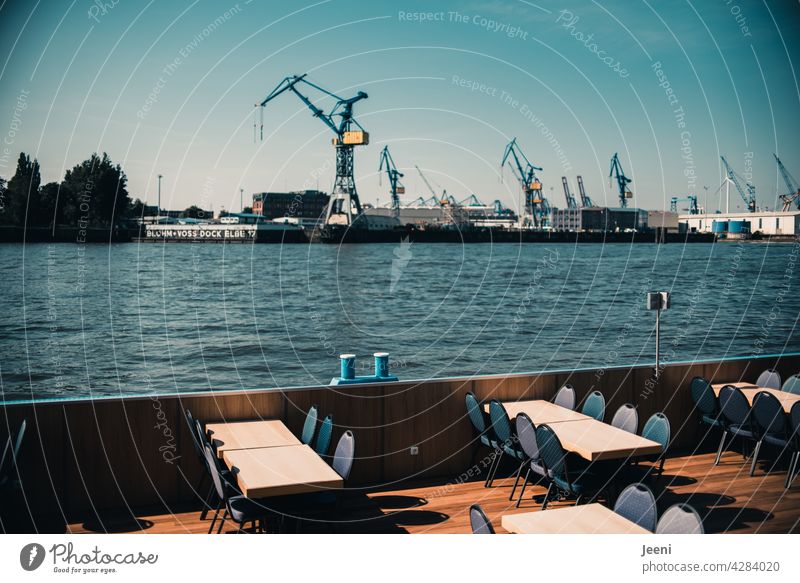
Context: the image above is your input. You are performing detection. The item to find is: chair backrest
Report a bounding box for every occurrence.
[719,385,751,426]
[314,414,334,456]
[656,503,704,534]
[783,374,800,395]
[489,400,512,445]
[12,419,26,461]
[301,405,318,445]
[611,404,638,434]
[535,424,567,480]
[553,385,576,410]
[641,412,670,450]
[581,391,606,421]
[203,443,227,501]
[515,413,540,461]
[0,435,11,481]
[469,504,495,534]
[614,482,657,532]
[465,392,486,434]
[791,401,800,443]
[332,430,355,481]
[752,391,787,438]
[184,409,204,458]
[756,369,781,390]
[690,376,717,415]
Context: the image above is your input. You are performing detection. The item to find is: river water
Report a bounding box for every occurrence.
[1,239,797,402]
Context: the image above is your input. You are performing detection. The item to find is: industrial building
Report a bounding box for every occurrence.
[550,207,648,232]
[252,190,329,221]
[679,210,800,237]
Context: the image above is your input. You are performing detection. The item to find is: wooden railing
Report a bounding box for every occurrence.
[2,353,798,523]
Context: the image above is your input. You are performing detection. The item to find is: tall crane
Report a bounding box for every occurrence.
[608,153,633,208]
[774,154,800,211]
[256,74,369,226]
[576,175,595,207]
[501,138,546,228]
[669,196,698,214]
[378,146,405,219]
[561,177,578,209]
[720,156,756,212]
[415,164,441,203]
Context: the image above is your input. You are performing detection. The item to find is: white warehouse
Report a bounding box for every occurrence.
[679,210,800,236]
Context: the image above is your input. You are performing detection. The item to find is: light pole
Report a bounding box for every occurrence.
[647,292,671,379]
[157,174,163,219]
[240,188,244,213]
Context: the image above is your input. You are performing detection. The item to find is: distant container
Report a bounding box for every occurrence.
[712,220,728,234]
[728,220,750,234]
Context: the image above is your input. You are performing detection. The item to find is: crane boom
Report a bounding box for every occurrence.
[561,177,578,209]
[774,154,800,211]
[379,146,405,218]
[576,175,594,207]
[501,138,546,228]
[256,74,369,226]
[608,153,632,208]
[415,165,439,201]
[720,156,756,212]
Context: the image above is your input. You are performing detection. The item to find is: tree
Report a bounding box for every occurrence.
[242,206,253,214]
[1,153,41,225]
[62,153,130,226]
[182,205,208,219]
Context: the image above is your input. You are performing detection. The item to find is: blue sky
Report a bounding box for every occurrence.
[1,0,798,214]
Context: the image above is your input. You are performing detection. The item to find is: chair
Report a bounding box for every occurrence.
[690,376,722,428]
[750,392,790,477]
[465,392,492,465]
[639,412,670,476]
[655,503,704,534]
[486,400,524,489]
[756,369,781,390]
[332,430,355,481]
[301,405,319,445]
[203,444,269,534]
[613,482,657,532]
[314,414,334,457]
[782,374,800,395]
[184,410,214,519]
[469,504,495,534]
[513,413,549,507]
[581,391,606,421]
[536,424,607,509]
[611,403,638,434]
[787,402,800,489]
[715,385,756,466]
[553,385,576,410]
[0,420,26,488]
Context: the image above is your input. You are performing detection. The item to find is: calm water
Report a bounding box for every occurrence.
[1,240,798,402]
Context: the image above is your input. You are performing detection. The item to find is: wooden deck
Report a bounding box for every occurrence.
[65,449,800,534]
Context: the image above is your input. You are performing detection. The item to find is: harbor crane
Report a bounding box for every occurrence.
[501,138,547,227]
[774,154,800,211]
[720,156,756,212]
[609,153,633,208]
[379,146,405,219]
[256,74,369,226]
[561,177,578,209]
[576,175,595,207]
[669,195,699,214]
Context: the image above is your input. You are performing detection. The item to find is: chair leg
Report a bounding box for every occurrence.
[750,440,763,476]
[714,430,728,465]
[541,482,554,511]
[200,483,214,520]
[487,449,505,488]
[216,509,228,534]
[207,501,222,534]
[509,460,525,501]
[516,467,532,508]
[786,451,799,489]
[484,449,499,487]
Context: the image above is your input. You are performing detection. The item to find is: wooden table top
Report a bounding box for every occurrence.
[206,419,300,458]
[502,503,651,534]
[483,399,590,424]
[223,444,343,498]
[711,384,800,414]
[549,418,663,462]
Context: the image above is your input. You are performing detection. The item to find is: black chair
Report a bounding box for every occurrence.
[690,376,722,429]
[0,419,26,489]
[613,482,657,532]
[486,400,524,488]
[465,392,493,466]
[469,504,495,534]
[715,385,757,466]
[787,402,800,489]
[301,405,318,446]
[513,412,549,507]
[638,412,670,477]
[553,385,577,410]
[611,403,638,434]
[750,392,791,477]
[581,391,606,422]
[656,503,704,534]
[314,414,334,457]
[183,410,213,519]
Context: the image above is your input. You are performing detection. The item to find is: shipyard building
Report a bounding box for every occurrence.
[252,190,329,221]
[549,207,648,232]
[679,210,800,236]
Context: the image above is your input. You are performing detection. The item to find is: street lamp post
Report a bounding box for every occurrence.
[157,174,163,219]
[646,291,671,379]
[240,188,244,213]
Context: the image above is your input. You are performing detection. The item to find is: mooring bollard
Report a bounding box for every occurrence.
[331,351,398,385]
[374,352,390,378]
[340,354,356,380]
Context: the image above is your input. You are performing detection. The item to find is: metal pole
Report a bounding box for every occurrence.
[240,188,244,213]
[655,307,661,379]
[157,174,163,218]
